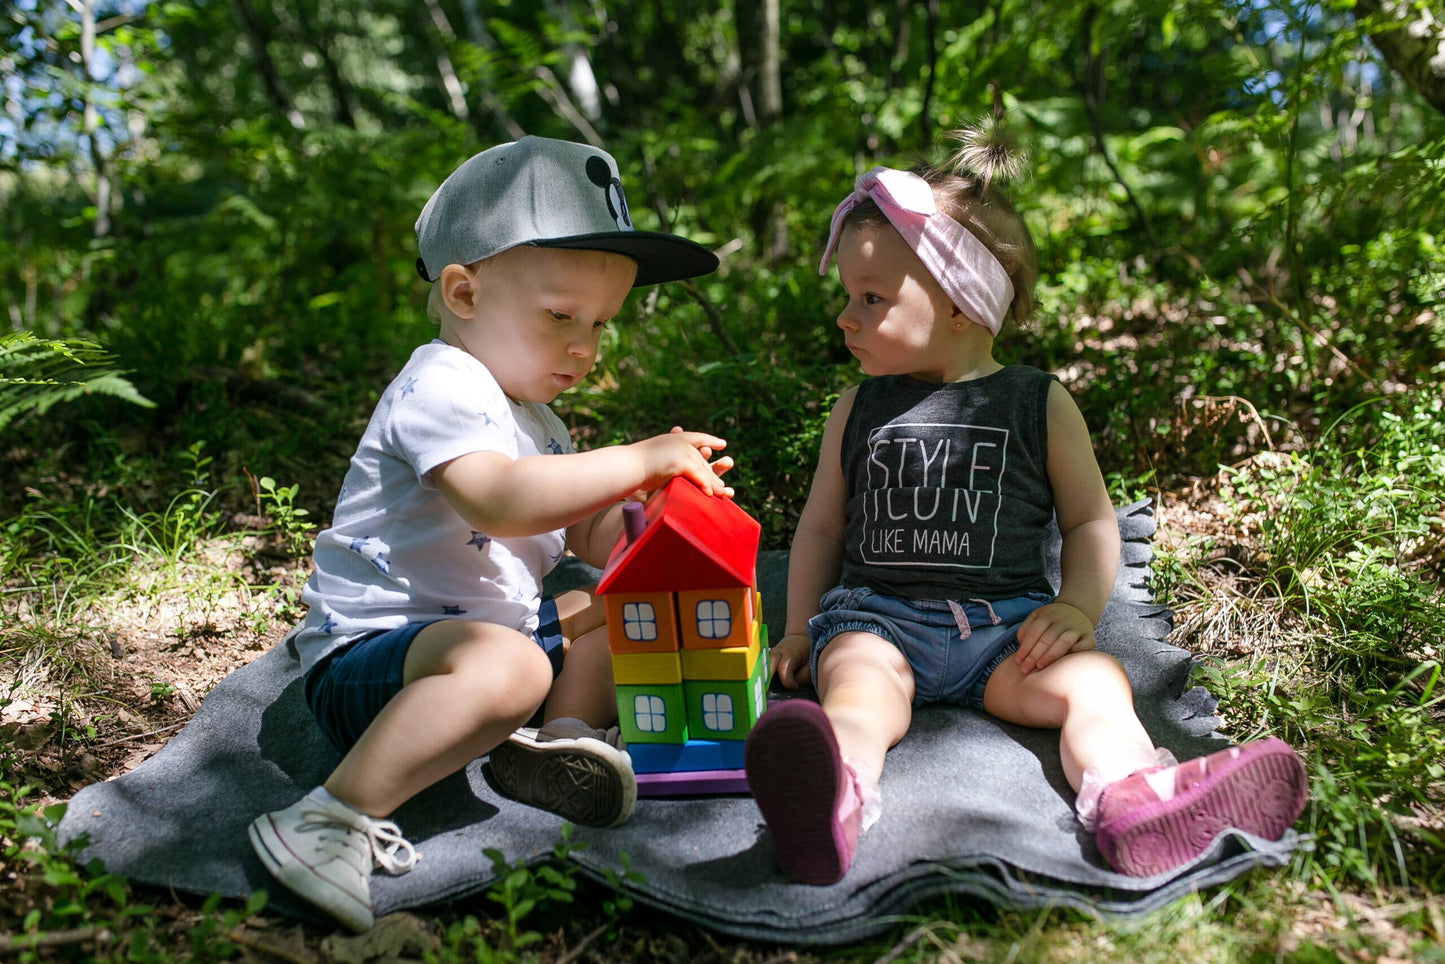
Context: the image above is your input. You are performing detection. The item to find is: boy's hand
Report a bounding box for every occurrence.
[769,633,812,689]
[1014,602,1096,675]
[633,428,732,497]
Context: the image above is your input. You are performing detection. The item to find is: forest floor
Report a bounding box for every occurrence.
[2,466,1439,962]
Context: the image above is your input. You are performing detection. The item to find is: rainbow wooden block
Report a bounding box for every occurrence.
[610,650,682,685]
[634,769,749,796]
[597,478,766,796]
[614,682,688,744]
[680,617,763,679]
[683,641,768,741]
[627,737,747,773]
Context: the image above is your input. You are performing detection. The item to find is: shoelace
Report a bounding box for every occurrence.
[364,818,418,874]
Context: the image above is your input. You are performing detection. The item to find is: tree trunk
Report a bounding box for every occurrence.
[1353,0,1445,114]
[758,0,787,263]
[229,0,303,127]
[293,3,356,127]
[72,0,111,238]
[441,0,525,142]
[758,0,782,127]
[1078,4,1160,261]
[920,0,938,147]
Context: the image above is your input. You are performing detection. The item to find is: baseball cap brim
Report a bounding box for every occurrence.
[536,232,719,287]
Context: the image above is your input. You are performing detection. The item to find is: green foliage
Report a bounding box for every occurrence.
[184,892,268,961]
[0,333,153,435]
[2,0,1444,955]
[254,475,316,559]
[1197,387,1445,893]
[0,785,146,959]
[427,824,641,963]
[481,839,578,956]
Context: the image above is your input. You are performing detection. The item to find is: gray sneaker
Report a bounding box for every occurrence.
[248,789,418,932]
[487,717,637,828]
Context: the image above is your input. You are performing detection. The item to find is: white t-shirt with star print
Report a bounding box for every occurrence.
[293,340,574,673]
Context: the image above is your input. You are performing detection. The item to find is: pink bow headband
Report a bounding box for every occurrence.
[818,166,1014,336]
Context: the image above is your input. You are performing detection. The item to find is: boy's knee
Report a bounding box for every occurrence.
[412,623,554,708]
[487,639,554,706]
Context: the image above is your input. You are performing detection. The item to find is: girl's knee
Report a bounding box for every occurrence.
[1051,650,1134,706]
[1062,650,1129,682]
[817,632,914,703]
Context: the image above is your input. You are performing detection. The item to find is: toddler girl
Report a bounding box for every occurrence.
[744,126,1307,885]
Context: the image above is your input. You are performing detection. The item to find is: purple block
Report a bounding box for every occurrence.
[636,769,750,797]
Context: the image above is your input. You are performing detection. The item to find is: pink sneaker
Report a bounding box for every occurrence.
[1094,737,1308,877]
[744,700,863,885]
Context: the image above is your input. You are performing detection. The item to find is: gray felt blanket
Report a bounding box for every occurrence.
[57,501,1302,944]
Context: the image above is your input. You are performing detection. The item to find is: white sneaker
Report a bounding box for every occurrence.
[487,717,636,828]
[248,789,418,932]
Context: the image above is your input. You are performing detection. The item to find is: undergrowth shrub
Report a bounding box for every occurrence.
[1209,385,1445,893]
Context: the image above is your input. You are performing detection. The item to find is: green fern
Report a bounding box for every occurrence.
[0,331,154,433]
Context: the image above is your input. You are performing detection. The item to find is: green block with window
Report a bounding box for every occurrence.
[683,645,769,741]
[615,682,689,744]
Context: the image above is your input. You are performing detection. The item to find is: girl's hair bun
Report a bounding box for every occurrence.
[946,90,1028,188]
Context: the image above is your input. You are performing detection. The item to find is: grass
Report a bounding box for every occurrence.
[1,320,1442,962]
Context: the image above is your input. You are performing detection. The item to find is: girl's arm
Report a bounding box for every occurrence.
[773,388,856,689]
[1015,381,1120,674]
[431,429,729,543]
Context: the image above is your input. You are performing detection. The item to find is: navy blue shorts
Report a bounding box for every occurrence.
[304,599,564,754]
[807,586,1052,710]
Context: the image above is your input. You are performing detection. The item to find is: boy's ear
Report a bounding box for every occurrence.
[439,263,478,320]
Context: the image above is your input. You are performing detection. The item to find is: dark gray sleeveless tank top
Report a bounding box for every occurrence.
[837,367,1058,601]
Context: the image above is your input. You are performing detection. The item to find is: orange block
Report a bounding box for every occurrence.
[605,591,678,654]
[678,587,752,650]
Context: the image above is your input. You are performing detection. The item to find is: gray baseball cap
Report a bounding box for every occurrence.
[414,136,719,287]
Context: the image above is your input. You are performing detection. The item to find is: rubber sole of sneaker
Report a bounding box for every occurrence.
[744,700,857,886]
[487,732,636,828]
[247,815,373,932]
[1096,738,1308,877]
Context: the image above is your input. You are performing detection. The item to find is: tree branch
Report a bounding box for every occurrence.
[1078,4,1160,261]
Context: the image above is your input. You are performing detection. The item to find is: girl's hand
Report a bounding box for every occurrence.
[1015,602,1096,675]
[770,633,812,689]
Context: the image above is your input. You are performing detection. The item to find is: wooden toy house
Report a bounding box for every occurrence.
[596,477,767,794]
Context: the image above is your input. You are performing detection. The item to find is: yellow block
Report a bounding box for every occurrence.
[680,629,759,681]
[611,650,682,685]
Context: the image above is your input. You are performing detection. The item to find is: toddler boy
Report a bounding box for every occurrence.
[248,136,730,931]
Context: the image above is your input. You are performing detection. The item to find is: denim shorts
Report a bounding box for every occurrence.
[808,586,1053,709]
[304,598,564,754]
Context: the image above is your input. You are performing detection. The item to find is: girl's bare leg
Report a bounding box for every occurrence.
[815,630,916,783]
[982,650,1155,790]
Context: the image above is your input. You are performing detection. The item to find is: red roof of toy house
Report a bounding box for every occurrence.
[596,477,760,593]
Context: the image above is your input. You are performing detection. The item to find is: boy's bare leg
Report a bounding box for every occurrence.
[543,588,617,727]
[552,586,606,649]
[543,625,618,727]
[982,650,1155,790]
[815,631,915,782]
[325,620,554,817]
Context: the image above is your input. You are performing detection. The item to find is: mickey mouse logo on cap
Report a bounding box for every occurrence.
[586,155,633,232]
